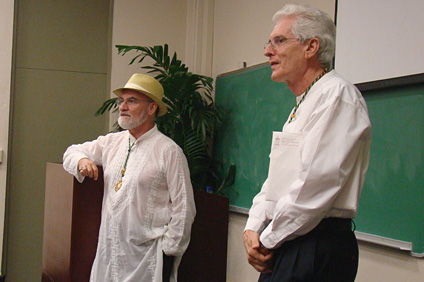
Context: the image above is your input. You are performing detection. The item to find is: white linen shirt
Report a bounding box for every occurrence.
[245,70,372,249]
[63,125,196,282]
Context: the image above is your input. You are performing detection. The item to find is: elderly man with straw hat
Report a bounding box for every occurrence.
[63,73,196,282]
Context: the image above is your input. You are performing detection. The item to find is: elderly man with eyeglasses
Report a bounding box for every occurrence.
[63,73,196,282]
[243,4,371,282]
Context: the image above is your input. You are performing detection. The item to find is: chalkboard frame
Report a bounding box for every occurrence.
[355,73,424,92]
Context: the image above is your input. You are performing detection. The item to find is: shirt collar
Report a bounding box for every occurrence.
[128,124,158,143]
[296,69,334,102]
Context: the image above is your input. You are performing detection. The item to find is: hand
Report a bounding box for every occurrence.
[78,158,99,181]
[243,230,274,274]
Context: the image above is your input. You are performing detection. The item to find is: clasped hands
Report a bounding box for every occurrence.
[78,158,99,181]
[243,230,274,274]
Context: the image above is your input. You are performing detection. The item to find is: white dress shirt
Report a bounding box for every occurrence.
[245,70,372,249]
[63,125,196,282]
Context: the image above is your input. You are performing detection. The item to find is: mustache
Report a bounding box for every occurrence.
[120,111,131,117]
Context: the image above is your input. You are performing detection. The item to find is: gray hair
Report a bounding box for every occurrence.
[273,4,336,70]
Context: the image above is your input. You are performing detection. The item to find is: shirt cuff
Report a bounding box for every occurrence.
[244,217,267,234]
[260,213,311,249]
[259,227,279,249]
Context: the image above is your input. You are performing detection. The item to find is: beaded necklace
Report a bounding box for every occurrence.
[114,138,136,192]
[288,69,328,123]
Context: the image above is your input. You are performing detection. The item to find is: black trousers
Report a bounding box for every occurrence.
[258,218,358,282]
[163,252,174,282]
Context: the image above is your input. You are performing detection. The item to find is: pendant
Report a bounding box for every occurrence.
[291,113,296,119]
[115,179,122,192]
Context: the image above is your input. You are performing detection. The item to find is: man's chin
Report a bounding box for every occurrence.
[118,117,134,130]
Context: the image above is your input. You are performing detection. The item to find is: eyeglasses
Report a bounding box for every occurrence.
[264,36,297,50]
[117,97,152,107]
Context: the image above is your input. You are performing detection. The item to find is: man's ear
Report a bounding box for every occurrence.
[148,102,158,116]
[304,37,320,59]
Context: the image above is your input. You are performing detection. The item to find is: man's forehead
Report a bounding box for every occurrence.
[271,16,296,37]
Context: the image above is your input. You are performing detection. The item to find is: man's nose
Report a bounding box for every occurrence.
[119,101,129,111]
[264,44,274,57]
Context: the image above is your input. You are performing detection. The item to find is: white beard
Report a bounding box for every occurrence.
[118,109,148,130]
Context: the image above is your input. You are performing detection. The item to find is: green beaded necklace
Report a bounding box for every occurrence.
[114,138,136,192]
[288,69,328,123]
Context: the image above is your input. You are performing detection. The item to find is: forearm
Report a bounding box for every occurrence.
[163,150,196,256]
[63,145,92,182]
[162,197,195,256]
[63,137,105,182]
[244,179,275,234]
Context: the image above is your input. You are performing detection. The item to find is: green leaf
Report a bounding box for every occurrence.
[94,98,118,116]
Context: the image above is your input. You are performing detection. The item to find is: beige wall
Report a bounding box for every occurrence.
[110,0,188,96]
[5,0,111,281]
[0,0,15,275]
[110,0,189,128]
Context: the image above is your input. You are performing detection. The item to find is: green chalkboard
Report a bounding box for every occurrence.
[214,64,292,210]
[214,63,424,255]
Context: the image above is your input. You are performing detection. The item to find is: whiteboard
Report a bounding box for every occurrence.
[335,0,424,85]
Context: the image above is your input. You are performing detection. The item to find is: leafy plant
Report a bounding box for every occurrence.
[96,44,234,193]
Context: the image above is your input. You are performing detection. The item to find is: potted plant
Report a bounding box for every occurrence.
[96,44,235,193]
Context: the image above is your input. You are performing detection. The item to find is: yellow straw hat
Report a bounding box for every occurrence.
[113,73,168,116]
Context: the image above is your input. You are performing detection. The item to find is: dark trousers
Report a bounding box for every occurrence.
[258,218,358,282]
[163,252,174,282]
